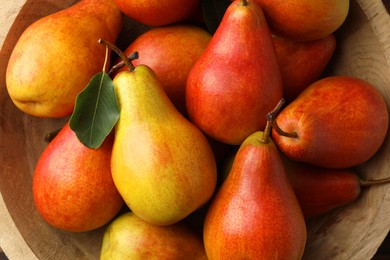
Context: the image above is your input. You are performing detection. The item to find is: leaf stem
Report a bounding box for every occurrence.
[103,45,109,73]
[98,39,136,72]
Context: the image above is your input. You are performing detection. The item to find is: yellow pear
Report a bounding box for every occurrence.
[100,212,207,259]
[110,54,217,226]
[6,0,122,117]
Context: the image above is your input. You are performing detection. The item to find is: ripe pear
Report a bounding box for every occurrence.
[119,24,211,115]
[254,0,349,41]
[33,122,124,232]
[272,76,389,169]
[286,160,390,218]
[203,114,306,259]
[186,0,283,145]
[100,211,207,259]
[114,0,200,26]
[111,57,217,226]
[283,161,362,219]
[273,34,336,103]
[6,0,122,118]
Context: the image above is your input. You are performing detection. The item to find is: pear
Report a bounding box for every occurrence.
[286,160,390,219]
[6,0,122,118]
[284,161,363,219]
[114,0,200,26]
[273,34,336,103]
[33,122,124,232]
[109,48,217,226]
[186,0,283,145]
[100,211,207,259]
[254,0,349,41]
[272,76,389,169]
[203,101,306,259]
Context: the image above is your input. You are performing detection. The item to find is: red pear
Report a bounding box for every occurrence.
[33,123,124,232]
[285,161,360,218]
[203,103,306,259]
[273,34,336,103]
[253,0,349,41]
[186,0,283,145]
[272,76,389,169]
[286,160,390,219]
[114,0,200,26]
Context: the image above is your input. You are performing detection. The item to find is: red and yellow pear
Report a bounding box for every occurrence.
[108,44,217,226]
[186,0,283,145]
[272,76,389,169]
[101,212,207,259]
[203,101,306,259]
[33,123,124,232]
[6,0,122,117]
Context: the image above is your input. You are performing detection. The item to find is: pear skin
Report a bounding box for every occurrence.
[273,34,336,103]
[114,0,200,26]
[120,24,211,115]
[100,212,207,259]
[111,65,217,226]
[284,161,361,219]
[272,76,389,169]
[186,0,283,145]
[33,122,124,232]
[221,149,363,219]
[6,0,122,118]
[203,131,306,259]
[254,0,349,41]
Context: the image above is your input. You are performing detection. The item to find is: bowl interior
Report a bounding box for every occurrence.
[1,0,390,259]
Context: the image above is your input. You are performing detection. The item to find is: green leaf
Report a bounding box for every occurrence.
[69,72,119,149]
[202,0,231,34]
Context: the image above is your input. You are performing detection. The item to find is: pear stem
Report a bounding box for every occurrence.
[261,98,286,144]
[98,39,137,72]
[271,120,298,138]
[360,176,390,187]
[261,120,273,144]
[267,98,298,139]
[107,52,139,77]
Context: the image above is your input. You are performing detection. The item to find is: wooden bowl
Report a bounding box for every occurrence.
[1,0,390,259]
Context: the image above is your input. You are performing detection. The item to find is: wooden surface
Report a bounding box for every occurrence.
[0,2,38,259]
[1,0,390,259]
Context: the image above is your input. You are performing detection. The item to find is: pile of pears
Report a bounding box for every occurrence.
[5,0,390,259]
